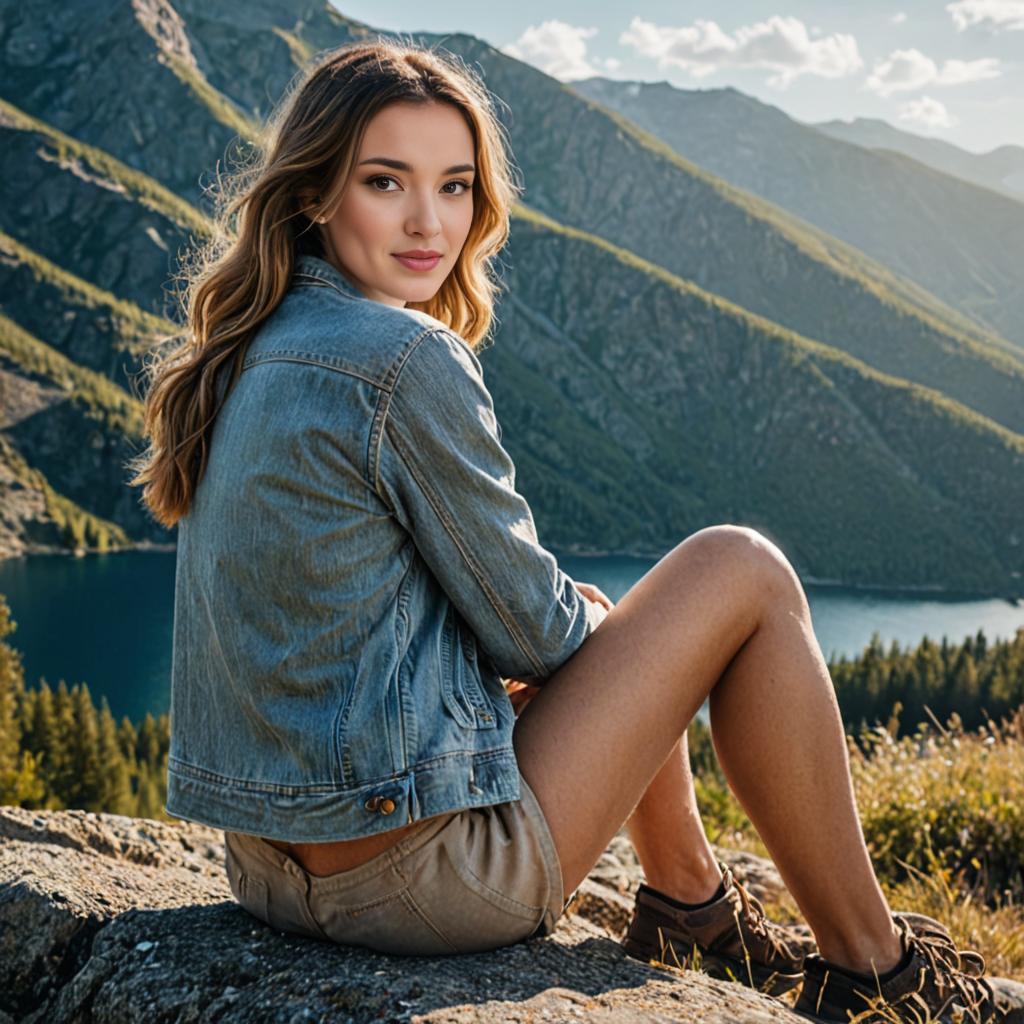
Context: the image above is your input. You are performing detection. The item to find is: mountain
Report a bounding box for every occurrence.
[143,13,1024,441]
[567,77,1024,348]
[814,117,1024,202]
[492,208,1024,593]
[1,0,1023,596]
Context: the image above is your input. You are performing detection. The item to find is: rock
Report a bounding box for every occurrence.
[1,805,811,1022]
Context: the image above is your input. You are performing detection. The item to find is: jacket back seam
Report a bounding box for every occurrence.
[291,272,357,300]
[241,351,386,389]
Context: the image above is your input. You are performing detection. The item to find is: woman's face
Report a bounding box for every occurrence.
[318,100,476,308]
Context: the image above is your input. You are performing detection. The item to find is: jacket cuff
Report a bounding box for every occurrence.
[584,597,610,634]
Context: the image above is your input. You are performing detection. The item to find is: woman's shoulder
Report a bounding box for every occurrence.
[397,321,487,393]
[248,270,457,388]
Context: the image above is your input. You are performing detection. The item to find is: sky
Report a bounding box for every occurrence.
[327,1,1024,153]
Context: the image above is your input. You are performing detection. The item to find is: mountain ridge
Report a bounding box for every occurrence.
[1,0,1023,597]
[569,75,1024,347]
[814,115,1024,200]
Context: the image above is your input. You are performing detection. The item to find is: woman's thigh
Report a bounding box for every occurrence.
[512,523,799,898]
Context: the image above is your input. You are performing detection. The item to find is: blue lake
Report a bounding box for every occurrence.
[2,549,1023,724]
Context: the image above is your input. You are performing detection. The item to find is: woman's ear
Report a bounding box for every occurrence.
[298,189,323,222]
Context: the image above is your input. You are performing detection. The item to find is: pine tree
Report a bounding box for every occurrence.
[136,761,162,819]
[975,627,989,662]
[97,697,133,815]
[69,683,102,809]
[0,595,37,804]
[6,750,46,805]
[49,680,78,807]
[136,712,160,767]
[946,645,979,724]
[0,598,25,802]
[116,716,138,766]
[24,681,58,802]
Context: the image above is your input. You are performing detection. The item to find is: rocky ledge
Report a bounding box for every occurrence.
[0,805,820,1022]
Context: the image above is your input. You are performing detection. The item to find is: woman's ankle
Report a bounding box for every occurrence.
[643,854,724,907]
[816,919,904,979]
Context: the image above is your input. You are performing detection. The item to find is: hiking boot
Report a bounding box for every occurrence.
[620,861,806,995]
[891,911,983,978]
[794,914,1024,1023]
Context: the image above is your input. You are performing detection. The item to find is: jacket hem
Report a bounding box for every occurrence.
[165,745,522,842]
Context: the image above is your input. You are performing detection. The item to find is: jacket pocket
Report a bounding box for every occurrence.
[439,605,498,731]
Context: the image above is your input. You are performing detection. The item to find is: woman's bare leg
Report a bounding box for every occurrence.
[624,733,723,903]
[512,524,902,976]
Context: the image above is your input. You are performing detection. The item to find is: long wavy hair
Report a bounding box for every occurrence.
[127,36,523,529]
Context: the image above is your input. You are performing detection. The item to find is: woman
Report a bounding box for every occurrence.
[128,37,1021,1024]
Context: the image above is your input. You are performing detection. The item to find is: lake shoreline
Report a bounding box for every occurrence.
[553,546,1024,605]
[2,538,1021,606]
[0,540,177,562]
[4,548,1024,723]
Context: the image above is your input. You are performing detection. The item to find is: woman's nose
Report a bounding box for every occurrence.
[405,191,443,236]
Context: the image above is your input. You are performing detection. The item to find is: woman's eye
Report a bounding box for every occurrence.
[367,175,471,195]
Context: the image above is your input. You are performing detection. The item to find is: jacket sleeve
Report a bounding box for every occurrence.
[374,328,608,683]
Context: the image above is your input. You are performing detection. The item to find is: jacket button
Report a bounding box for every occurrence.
[364,796,381,811]
[379,798,396,815]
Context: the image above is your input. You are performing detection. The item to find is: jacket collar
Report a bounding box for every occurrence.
[293,254,366,301]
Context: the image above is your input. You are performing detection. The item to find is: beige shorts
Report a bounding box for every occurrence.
[223,770,567,955]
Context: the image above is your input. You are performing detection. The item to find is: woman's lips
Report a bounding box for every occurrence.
[393,254,441,272]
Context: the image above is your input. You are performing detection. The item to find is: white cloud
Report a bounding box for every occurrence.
[500,20,609,81]
[938,56,1002,84]
[890,12,908,23]
[618,15,862,88]
[866,49,935,94]
[897,95,957,129]
[947,0,1024,30]
[865,48,1000,95]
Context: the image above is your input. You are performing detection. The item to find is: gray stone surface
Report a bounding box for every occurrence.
[0,805,816,1022]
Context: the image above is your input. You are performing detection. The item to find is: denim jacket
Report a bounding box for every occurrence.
[164,253,608,841]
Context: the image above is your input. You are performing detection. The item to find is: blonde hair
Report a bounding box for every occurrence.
[128,36,523,529]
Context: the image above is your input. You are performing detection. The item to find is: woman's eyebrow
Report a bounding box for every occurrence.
[358,156,476,174]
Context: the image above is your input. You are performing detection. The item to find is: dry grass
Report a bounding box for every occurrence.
[692,708,1024,983]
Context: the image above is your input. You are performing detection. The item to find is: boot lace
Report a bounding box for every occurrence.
[730,871,799,966]
[898,916,985,978]
[879,927,998,1024]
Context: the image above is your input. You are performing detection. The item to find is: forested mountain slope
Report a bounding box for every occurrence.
[1,0,1022,596]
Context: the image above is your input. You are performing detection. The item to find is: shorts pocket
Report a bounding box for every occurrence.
[236,872,269,919]
[225,833,327,941]
[306,883,458,957]
[450,851,544,922]
[400,841,546,955]
[232,869,327,942]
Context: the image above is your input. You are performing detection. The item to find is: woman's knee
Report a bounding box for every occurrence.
[684,523,805,611]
